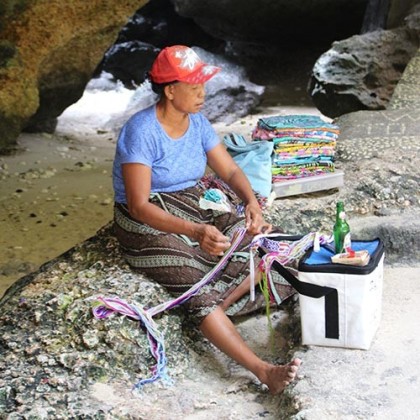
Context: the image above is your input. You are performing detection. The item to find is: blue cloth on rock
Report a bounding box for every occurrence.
[223,133,274,197]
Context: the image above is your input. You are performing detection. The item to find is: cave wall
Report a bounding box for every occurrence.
[171,0,368,44]
[0,0,148,151]
[1,0,415,152]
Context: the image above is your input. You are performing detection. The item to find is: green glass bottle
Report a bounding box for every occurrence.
[333,201,351,254]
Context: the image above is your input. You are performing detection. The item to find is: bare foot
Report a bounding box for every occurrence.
[259,358,302,395]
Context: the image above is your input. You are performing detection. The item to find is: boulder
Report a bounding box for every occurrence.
[0,0,147,151]
[95,41,160,89]
[308,3,420,118]
[388,44,420,110]
[0,225,193,416]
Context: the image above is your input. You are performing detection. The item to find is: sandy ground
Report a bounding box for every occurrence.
[0,131,115,296]
[0,85,139,296]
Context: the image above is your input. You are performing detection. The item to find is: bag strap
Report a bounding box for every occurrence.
[258,248,339,340]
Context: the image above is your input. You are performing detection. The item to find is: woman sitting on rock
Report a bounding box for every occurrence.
[112,45,301,394]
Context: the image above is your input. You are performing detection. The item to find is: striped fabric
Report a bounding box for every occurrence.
[113,183,294,324]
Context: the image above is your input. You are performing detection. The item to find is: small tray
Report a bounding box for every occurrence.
[271,170,344,199]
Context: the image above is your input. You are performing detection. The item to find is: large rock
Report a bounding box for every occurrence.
[388,46,420,110]
[0,225,194,416]
[96,41,160,89]
[0,0,147,151]
[308,4,420,118]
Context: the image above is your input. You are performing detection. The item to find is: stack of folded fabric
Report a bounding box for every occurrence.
[252,114,339,182]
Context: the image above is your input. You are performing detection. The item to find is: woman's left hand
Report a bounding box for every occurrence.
[245,202,272,236]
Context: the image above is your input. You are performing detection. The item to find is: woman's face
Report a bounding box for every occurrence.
[165,82,206,114]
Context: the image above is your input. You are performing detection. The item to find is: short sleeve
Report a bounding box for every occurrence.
[198,114,220,152]
[117,113,155,167]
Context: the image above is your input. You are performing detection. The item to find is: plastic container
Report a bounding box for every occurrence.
[272,170,344,198]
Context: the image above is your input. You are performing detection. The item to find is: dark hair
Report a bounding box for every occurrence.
[145,71,177,96]
[151,80,179,96]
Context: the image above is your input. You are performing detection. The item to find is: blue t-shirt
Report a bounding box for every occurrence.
[113,104,220,203]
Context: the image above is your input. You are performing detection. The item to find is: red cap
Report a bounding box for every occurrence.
[149,45,221,84]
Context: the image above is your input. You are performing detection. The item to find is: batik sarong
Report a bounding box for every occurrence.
[113,183,295,325]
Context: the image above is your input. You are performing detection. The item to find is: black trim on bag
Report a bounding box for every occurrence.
[258,247,339,339]
[258,236,384,341]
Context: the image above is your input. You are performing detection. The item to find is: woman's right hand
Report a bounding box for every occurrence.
[193,224,231,256]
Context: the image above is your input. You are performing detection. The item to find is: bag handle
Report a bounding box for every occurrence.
[258,247,339,340]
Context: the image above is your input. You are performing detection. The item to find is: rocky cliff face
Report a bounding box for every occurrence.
[0,0,147,151]
[0,0,418,152]
[308,3,420,118]
[0,0,370,152]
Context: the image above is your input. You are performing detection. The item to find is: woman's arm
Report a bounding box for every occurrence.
[206,144,272,235]
[122,162,231,255]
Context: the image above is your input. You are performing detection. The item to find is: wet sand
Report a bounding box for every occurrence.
[0,130,115,296]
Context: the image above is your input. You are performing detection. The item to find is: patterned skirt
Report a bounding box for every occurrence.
[113,183,295,325]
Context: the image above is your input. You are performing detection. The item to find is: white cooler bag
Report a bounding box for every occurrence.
[269,239,384,350]
[298,239,384,349]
